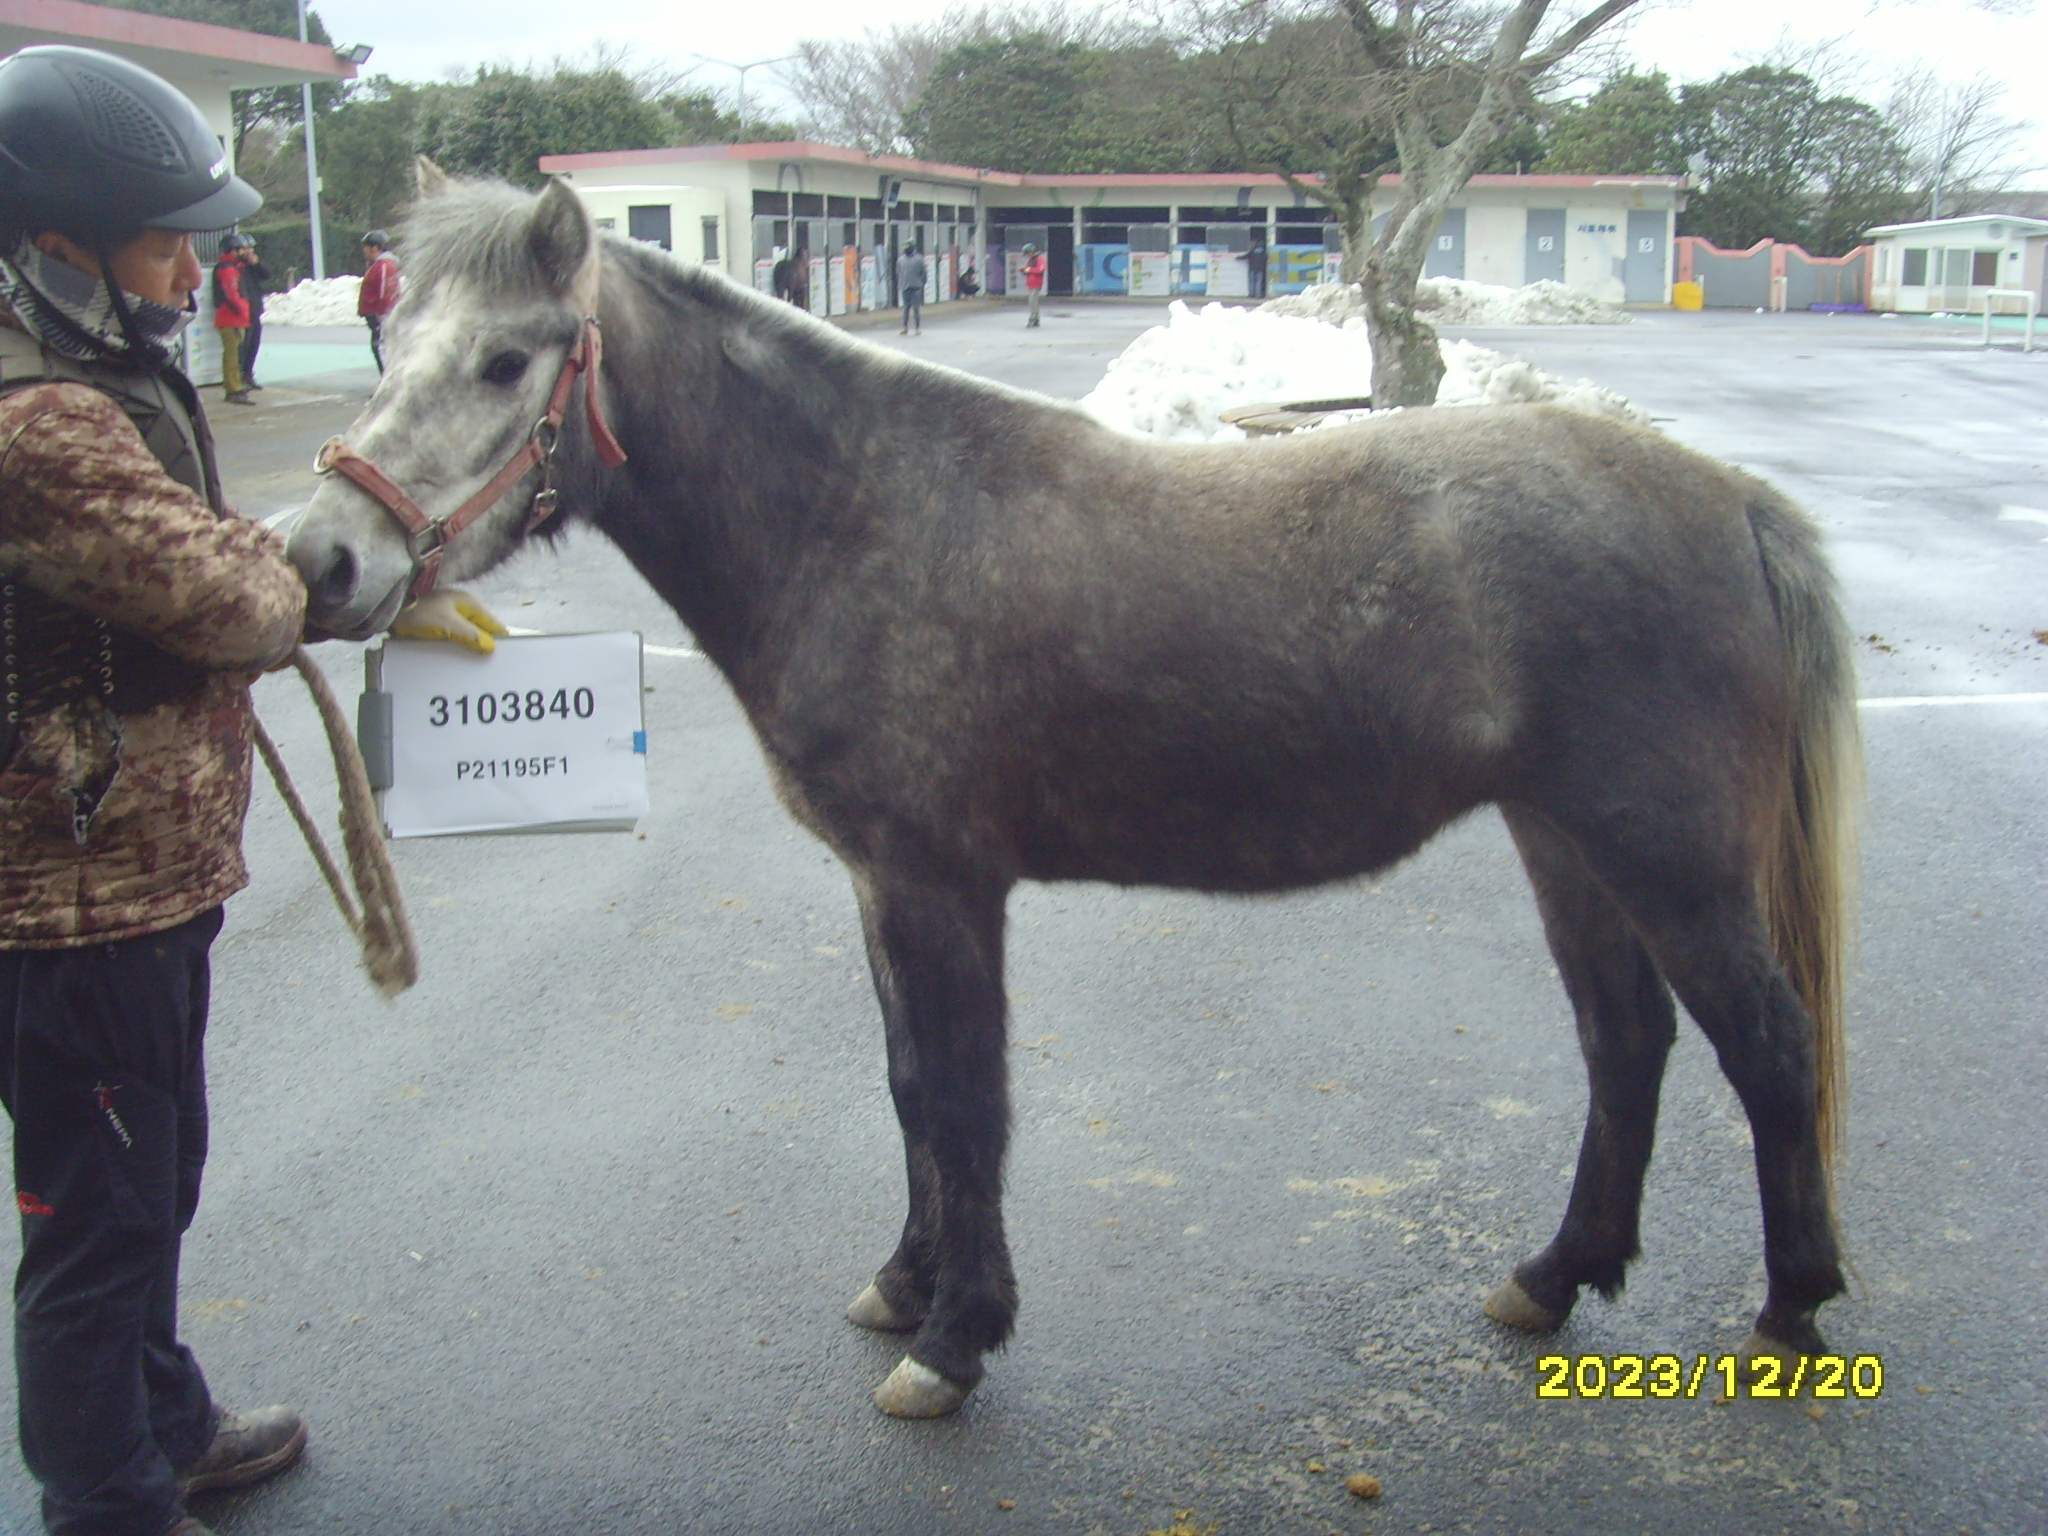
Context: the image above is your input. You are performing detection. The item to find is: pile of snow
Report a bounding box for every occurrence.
[262,275,363,327]
[1079,300,1646,444]
[1262,277,1628,327]
[1436,338,1645,421]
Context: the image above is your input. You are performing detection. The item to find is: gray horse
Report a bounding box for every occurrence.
[288,170,1861,1420]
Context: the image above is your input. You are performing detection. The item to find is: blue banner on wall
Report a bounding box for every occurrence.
[1268,245,1327,294]
[1077,244,1130,294]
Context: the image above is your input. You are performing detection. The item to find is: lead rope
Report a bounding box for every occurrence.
[252,646,419,997]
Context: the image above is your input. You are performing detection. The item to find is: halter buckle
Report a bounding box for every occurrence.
[406,521,448,564]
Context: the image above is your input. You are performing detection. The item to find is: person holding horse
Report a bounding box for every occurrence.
[0,44,314,1535]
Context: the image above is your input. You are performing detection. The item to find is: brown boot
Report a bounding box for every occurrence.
[177,1405,308,1495]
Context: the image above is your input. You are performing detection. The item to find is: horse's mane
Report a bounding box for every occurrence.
[398,179,561,299]
[396,175,1076,424]
[397,177,837,339]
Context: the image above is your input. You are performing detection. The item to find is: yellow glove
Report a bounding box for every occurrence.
[391,589,510,654]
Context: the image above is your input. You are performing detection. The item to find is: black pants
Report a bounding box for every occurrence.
[2,908,223,1536]
[240,318,262,385]
[365,314,384,373]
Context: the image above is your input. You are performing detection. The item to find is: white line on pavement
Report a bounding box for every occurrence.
[1859,693,2048,708]
[500,625,700,656]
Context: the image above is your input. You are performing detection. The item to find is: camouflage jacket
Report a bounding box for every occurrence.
[1,366,306,947]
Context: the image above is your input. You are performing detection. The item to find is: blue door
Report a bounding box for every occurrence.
[1524,209,1565,284]
[1423,208,1465,279]
[1624,209,1666,302]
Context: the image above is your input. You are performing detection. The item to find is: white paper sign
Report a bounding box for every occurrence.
[374,632,648,838]
[1127,250,1172,297]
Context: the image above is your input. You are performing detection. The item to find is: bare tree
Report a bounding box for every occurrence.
[1742,36,2039,221]
[1203,0,1640,407]
[1884,68,2037,218]
[784,4,1141,156]
[785,19,971,153]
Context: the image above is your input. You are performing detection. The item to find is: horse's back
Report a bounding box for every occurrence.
[775,400,1813,892]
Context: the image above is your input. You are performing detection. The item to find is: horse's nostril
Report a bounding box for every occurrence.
[312,542,360,610]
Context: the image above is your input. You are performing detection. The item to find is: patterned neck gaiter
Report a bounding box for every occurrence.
[0,236,191,367]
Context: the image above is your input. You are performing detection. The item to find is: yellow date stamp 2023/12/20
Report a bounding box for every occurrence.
[1535,1353,1885,1401]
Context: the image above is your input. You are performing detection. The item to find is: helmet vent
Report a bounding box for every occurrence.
[71,68,185,172]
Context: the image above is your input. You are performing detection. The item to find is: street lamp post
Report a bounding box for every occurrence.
[296,0,326,278]
[691,54,795,137]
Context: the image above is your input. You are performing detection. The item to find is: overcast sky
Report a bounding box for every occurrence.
[312,0,2048,179]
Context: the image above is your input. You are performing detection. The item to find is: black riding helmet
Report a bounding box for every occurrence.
[0,45,261,238]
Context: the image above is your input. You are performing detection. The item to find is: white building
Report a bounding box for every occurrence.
[0,0,362,382]
[1865,214,2048,314]
[539,142,1687,312]
[0,0,357,171]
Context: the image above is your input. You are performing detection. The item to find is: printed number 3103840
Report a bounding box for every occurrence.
[428,688,596,726]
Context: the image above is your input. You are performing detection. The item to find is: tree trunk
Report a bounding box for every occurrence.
[1358,257,1444,408]
[1356,188,1451,409]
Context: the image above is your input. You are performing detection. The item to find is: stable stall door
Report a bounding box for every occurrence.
[1524,209,1566,284]
[1624,209,1666,302]
[1423,208,1466,279]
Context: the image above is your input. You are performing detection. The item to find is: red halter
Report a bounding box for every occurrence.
[313,314,628,603]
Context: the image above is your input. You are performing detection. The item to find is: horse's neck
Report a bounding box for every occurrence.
[590,271,924,692]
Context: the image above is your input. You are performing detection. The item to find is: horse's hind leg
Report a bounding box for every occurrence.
[845,870,1017,1418]
[1486,808,1679,1333]
[1613,881,1845,1359]
[1518,811,1847,1360]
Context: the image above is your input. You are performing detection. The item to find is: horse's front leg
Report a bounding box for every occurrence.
[845,870,1017,1417]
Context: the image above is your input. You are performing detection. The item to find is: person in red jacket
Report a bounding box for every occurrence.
[209,238,251,404]
[357,228,399,373]
[1021,242,1046,328]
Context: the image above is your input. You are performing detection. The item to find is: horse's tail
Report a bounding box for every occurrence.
[1746,491,1862,1177]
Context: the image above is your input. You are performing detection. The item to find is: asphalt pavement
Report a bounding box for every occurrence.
[4,300,2041,1536]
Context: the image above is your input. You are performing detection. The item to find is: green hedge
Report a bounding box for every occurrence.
[236,216,365,287]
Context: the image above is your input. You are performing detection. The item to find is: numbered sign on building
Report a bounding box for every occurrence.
[362,633,649,838]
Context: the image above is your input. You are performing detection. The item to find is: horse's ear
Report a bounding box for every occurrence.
[414,155,452,199]
[529,177,599,310]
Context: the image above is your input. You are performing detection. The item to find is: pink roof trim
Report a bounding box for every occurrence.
[538,140,1683,191]
[1,0,356,78]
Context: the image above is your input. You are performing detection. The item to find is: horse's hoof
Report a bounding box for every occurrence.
[1484,1277,1567,1332]
[872,1356,971,1418]
[1740,1330,1805,1376]
[846,1283,920,1332]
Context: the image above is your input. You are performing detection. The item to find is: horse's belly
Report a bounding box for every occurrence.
[1014,779,1462,893]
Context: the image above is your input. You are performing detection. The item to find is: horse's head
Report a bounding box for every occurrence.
[288,163,611,639]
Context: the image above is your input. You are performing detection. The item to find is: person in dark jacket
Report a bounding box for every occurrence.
[896,242,926,335]
[0,46,311,1536]
[773,245,810,310]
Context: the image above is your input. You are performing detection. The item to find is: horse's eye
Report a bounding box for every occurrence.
[480,350,529,386]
